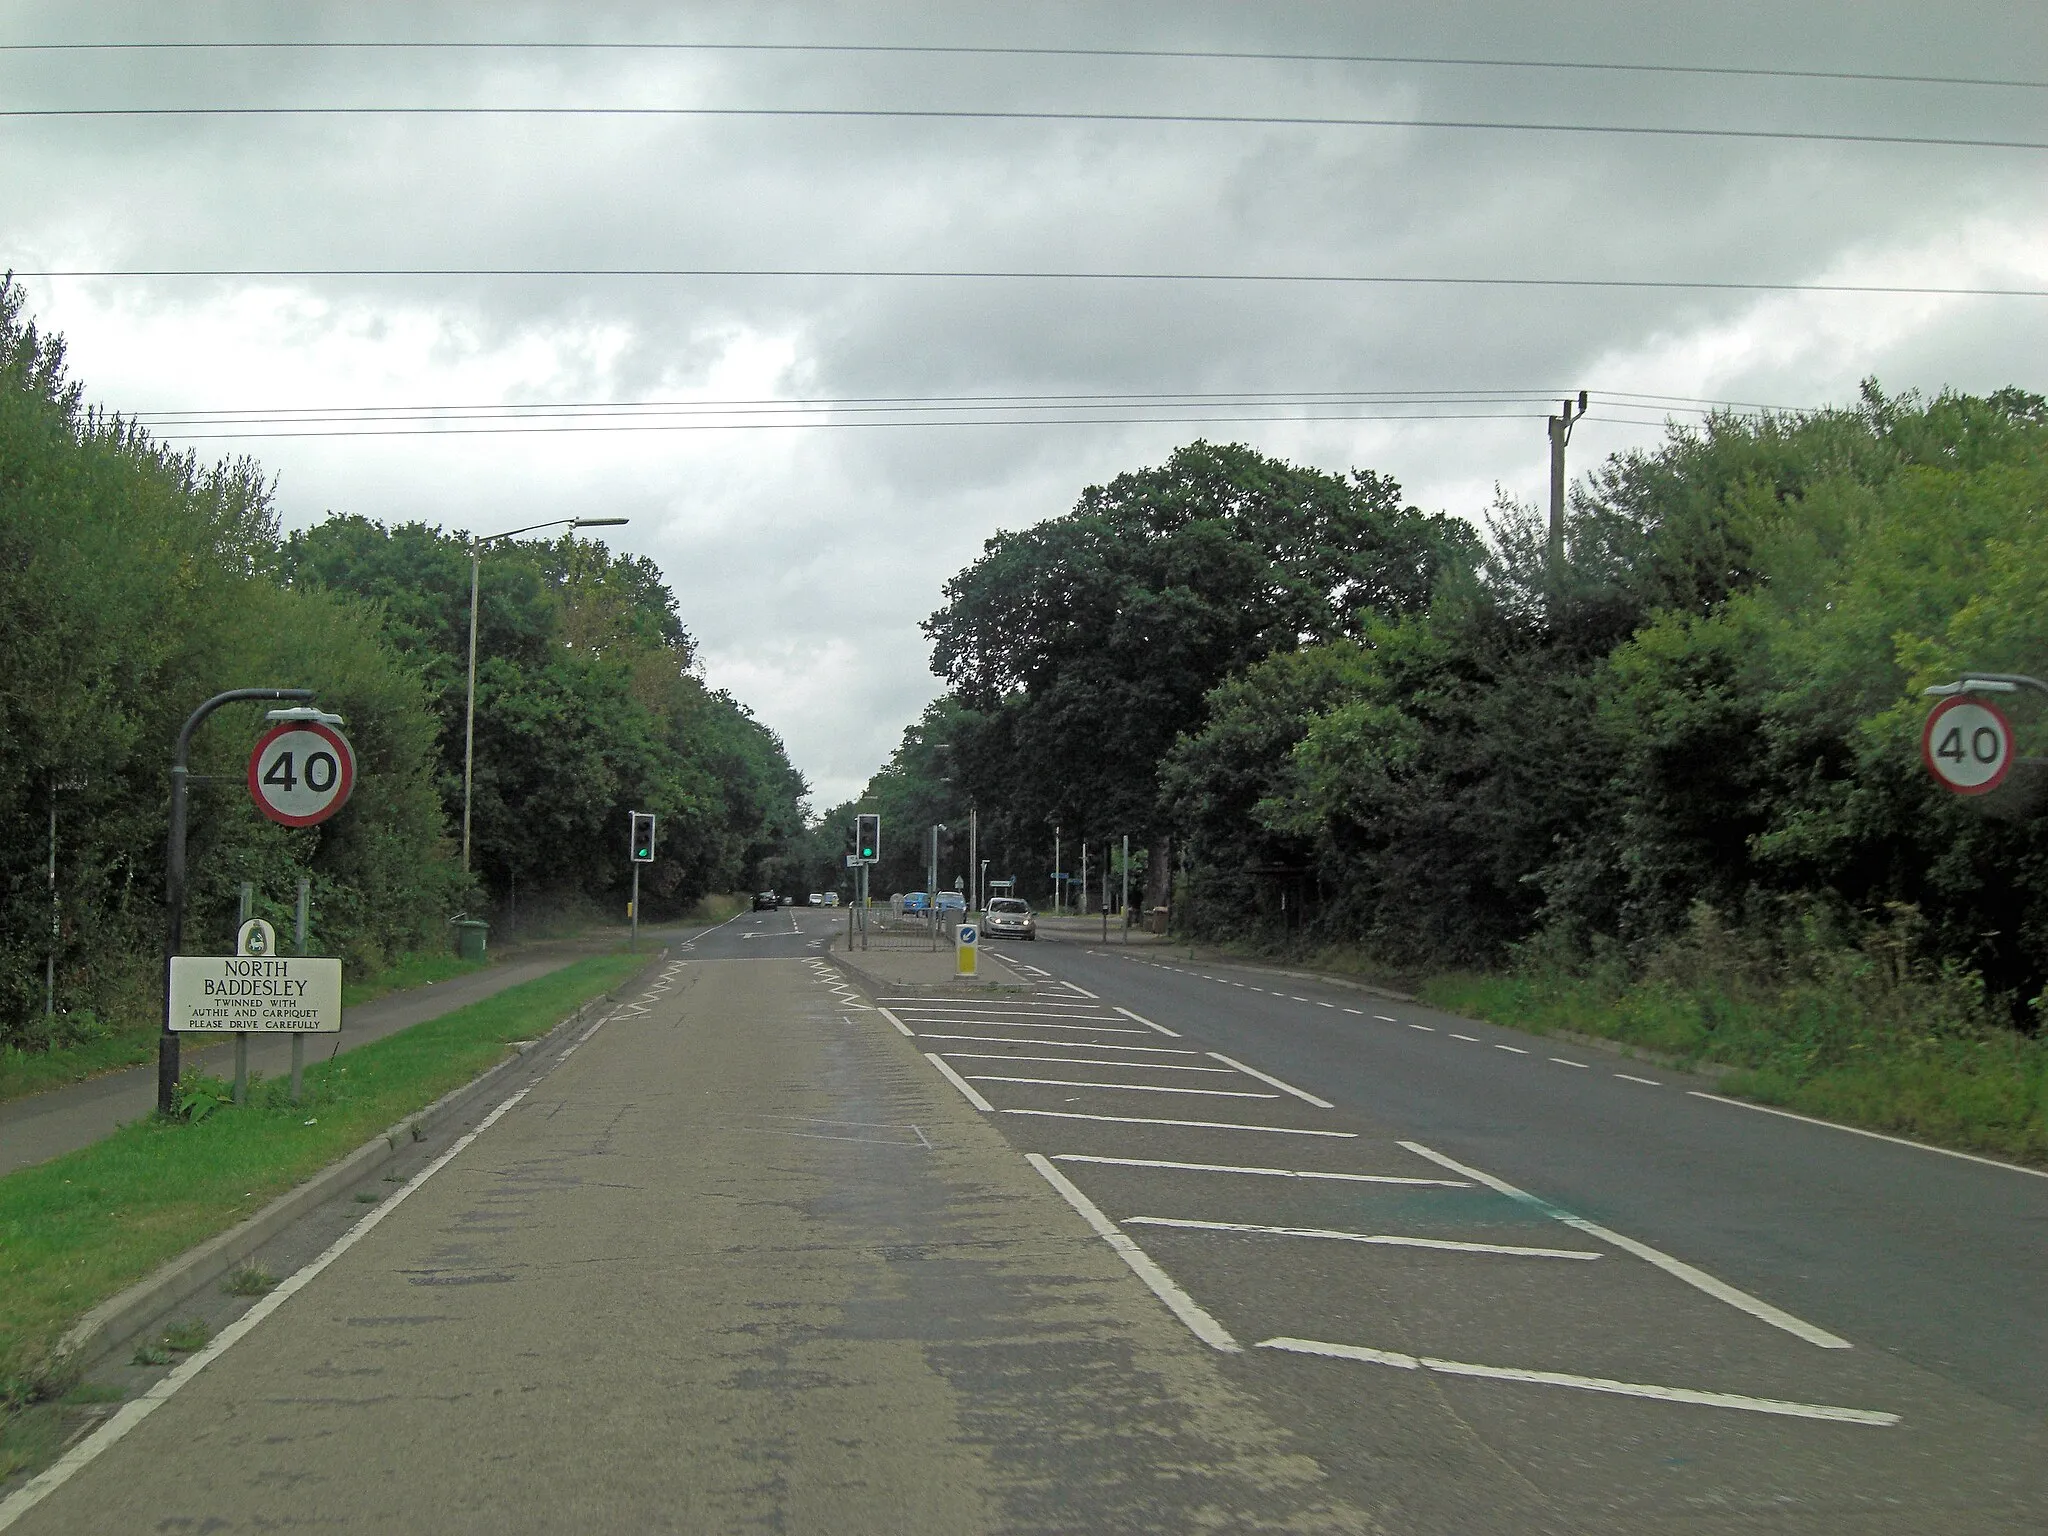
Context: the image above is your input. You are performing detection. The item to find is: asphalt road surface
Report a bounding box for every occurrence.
[11,905,2044,1532]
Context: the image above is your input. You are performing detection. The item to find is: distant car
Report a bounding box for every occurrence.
[752,891,778,911]
[983,897,1036,940]
[807,892,824,906]
[900,892,930,914]
[822,892,840,907]
[935,891,966,913]
[780,895,794,906]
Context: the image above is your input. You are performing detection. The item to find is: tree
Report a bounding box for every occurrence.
[925,440,1473,908]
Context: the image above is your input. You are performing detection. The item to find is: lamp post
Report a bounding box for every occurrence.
[461,516,628,874]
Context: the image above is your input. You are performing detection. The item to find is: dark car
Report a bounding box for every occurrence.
[752,891,778,911]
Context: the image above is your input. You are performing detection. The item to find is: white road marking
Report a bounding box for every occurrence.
[1064,981,1101,998]
[1026,1154,1240,1352]
[1343,1008,1364,1015]
[1205,1052,1335,1109]
[905,1018,1150,1035]
[1124,1217,1601,1259]
[1113,1005,1181,1038]
[1256,1339,1897,1425]
[968,1075,1280,1099]
[1494,1044,1530,1055]
[1050,1155,1468,1187]
[1375,1014,1398,1022]
[1551,1057,1589,1068]
[1315,1001,1337,1009]
[1398,1141,1853,1350]
[1450,1033,1480,1042]
[943,1053,1231,1073]
[0,1083,539,1532]
[1004,1110,1356,1137]
[916,1033,1196,1053]
[877,1006,915,1038]
[924,1053,995,1111]
[1615,1073,1663,1086]
[1288,995,1310,1003]
[1686,1091,2048,1179]
[1409,1024,1434,1032]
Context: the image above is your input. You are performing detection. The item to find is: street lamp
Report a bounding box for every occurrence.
[461,516,628,874]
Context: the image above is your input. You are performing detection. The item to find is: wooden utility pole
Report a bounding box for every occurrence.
[1547,390,1590,572]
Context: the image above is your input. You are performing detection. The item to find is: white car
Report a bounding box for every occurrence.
[807,892,824,906]
[822,892,840,907]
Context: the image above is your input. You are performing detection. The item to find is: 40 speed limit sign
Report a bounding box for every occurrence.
[248,720,357,826]
[1922,695,2014,796]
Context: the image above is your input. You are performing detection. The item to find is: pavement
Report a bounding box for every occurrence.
[0,941,596,1178]
[9,904,2042,1531]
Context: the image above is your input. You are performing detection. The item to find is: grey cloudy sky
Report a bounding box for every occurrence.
[5,1,2044,806]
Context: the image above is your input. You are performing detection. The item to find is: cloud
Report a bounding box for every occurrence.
[5,0,2044,802]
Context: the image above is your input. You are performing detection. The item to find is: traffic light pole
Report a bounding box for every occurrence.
[630,863,639,952]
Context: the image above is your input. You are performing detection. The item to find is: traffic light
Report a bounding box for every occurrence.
[629,811,657,863]
[855,813,880,863]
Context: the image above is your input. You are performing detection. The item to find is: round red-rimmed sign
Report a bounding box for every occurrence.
[1921,695,2014,796]
[248,721,357,826]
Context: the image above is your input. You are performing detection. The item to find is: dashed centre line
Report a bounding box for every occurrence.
[1615,1073,1663,1086]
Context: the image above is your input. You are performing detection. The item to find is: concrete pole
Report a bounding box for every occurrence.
[234,883,254,1104]
[462,544,481,875]
[1122,833,1130,943]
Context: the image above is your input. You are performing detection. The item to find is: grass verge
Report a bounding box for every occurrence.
[1419,968,2048,1166]
[0,950,644,1469]
[0,947,495,1108]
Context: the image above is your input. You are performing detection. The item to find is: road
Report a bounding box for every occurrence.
[9,904,2043,1532]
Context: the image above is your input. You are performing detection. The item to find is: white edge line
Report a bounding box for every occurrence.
[1112,1005,1181,1037]
[1205,1051,1334,1108]
[0,1085,536,1532]
[1063,981,1101,998]
[876,1005,914,1038]
[1024,1153,1240,1352]
[1397,1140,1852,1350]
[1255,1339,1897,1425]
[1687,1090,2048,1180]
[923,1052,995,1111]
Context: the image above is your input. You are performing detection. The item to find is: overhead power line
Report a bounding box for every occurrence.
[3,39,2041,93]
[15,267,2044,299]
[120,388,1814,442]
[2,104,2039,152]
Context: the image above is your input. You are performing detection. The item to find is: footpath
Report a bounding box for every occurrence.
[0,940,602,1178]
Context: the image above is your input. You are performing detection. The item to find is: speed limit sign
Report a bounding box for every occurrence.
[1922,696,2013,796]
[248,721,356,826]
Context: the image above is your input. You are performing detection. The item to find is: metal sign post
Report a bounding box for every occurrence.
[160,688,315,1117]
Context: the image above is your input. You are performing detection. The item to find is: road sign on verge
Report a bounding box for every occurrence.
[955,922,978,978]
[845,853,862,868]
[1922,695,2014,795]
[249,721,356,826]
[237,918,277,957]
[168,954,342,1033]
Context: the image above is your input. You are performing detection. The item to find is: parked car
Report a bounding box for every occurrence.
[983,898,1036,940]
[900,892,930,915]
[752,891,778,911]
[822,892,840,907]
[807,892,824,906]
[935,890,966,913]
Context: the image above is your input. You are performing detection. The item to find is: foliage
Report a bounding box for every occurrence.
[281,518,809,920]
[0,278,462,1051]
[923,440,1474,896]
[1161,387,2048,1022]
